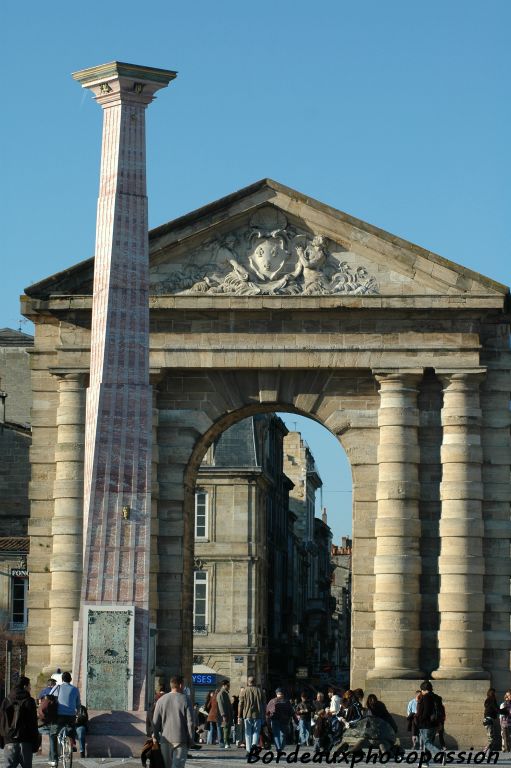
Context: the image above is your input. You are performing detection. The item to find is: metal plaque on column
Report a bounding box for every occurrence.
[84,606,135,710]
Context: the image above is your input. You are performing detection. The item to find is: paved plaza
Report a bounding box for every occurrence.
[28,748,511,768]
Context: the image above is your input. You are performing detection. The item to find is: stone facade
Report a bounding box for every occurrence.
[193,414,333,692]
[21,177,511,746]
[331,537,352,684]
[0,329,33,538]
[0,328,33,428]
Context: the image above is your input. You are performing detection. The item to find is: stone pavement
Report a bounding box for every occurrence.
[30,748,511,768]
[32,746,252,766]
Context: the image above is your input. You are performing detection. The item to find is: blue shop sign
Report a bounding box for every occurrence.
[192,673,215,685]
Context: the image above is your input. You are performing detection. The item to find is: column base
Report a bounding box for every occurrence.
[431,667,489,680]
[360,677,490,748]
[366,667,424,680]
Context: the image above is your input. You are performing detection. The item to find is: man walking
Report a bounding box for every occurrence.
[416,681,445,760]
[152,675,194,768]
[238,676,265,757]
[295,691,314,746]
[0,676,40,768]
[266,688,294,750]
[216,680,233,749]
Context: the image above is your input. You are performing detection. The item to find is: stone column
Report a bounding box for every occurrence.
[48,372,86,672]
[71,62,176,709]
[434,370,487,679]
[368,371,423,678]
[480,369,511,685]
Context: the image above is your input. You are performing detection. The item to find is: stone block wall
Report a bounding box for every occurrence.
[0,338,33,427]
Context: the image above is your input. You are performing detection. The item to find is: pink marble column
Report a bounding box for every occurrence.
[72,62,175,709]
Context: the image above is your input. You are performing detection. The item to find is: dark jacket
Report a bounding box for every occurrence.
[266,697,294,725]
[0,686,39,748]
[484,697,506,720]
[295,700,315,721]
[217,688,233,723]
[416,692,444,729]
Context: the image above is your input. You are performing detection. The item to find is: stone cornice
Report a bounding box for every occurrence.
[72,61,177,86]
[21,293,508,316]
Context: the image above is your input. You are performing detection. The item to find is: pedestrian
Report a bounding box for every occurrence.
[328,687,342,716]
[312,709,329,754]
[415,681,445,762]
[238,676,265,757]
[48,671,81,766]
[313,691,325,716]
[483,688,502,752]
[216,680,233,749]
[147,686,166,736]
[406,690,421,749]
[366,693,398,753]
[0,676,40,768]
[75,704,89,758]
[266,688,295,750]
[152,675,194,768]
[295,691,314,746]
[205,690,222,745]
[236,687,246,748]
[339,689,364,729]
[500,690,511,752]
[37,679,56,702]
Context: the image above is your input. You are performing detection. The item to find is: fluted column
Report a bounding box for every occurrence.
[433,370,487,679]
[368,371,423,678]
[48,372,86,672]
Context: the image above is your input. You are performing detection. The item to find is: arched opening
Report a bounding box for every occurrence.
[183,406,352,703]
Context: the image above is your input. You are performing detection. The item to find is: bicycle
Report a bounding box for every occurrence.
[57,723,75,768]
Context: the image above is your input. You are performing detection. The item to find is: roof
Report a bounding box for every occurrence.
[23,178,509,302]
[0,328,34,347]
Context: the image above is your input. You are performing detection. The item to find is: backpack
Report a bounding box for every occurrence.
[37,692,59,726]
[0,697,24,744]
[430,695,445,727]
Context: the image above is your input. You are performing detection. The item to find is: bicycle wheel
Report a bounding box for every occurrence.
[61,734,73,768]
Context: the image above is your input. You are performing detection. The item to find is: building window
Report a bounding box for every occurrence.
[11,575,28,629]
[193,571,208,634]
[195,491,208,539]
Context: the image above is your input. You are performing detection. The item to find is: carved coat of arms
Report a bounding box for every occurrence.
[154,207,379,296]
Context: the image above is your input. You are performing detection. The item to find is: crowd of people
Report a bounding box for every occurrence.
[148,676,511,766]
[1,671,511,768]
[0,670,87,768]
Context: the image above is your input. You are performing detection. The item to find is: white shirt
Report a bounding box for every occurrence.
[329,694,341,715]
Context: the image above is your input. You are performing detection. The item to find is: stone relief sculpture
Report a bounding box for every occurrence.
[153,206,379,296]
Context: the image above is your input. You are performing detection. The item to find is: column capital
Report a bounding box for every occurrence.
[372,369,423,387]
[72,61,177,108]
[49,369,88,385]
[436,369,486,388]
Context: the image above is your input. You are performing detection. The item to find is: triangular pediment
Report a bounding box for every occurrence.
[25,179,508,301]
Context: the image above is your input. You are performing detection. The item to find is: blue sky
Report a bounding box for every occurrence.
[3,0,510,540]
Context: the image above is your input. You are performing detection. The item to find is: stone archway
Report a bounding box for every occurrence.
[23,178,511,746]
